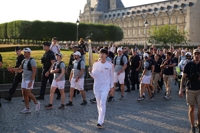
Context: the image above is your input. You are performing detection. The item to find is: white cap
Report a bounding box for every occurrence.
[73,51,81,56]
[117,47,123,52]
[186,52,192,56]
[23,48,31,53]
[181,50,186,53]
[143,53,149,58]
[55,52,63,58]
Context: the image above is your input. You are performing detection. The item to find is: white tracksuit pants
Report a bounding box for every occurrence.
[94,90,109,125]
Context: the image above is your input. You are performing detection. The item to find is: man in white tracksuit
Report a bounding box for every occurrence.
[89,48,114,128]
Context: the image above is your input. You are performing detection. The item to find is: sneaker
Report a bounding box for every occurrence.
[196,123,200,133]
[58,104,65,109]
[44,104,53,109]
[35,101,40,111]
[90,98,96,103]
[125,89,131,92]
[164,95,171,100]
[3,96,12,102]
[151,92,155,97]
[190,127,196,133]
[56,96,61,100]
[137,96,145,101]
[97,123,103,129]
[36,96,44,100]
[66,101,73,106]
[107,96,114,102]
[119,95,124,100]
[20,108,31,114]
[80,100,87,105]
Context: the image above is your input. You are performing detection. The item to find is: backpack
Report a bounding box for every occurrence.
[73,59,83,70]
[145,60,152,70]
[52,61,65,73]
[114,55,125,66]
[21,58,33,71]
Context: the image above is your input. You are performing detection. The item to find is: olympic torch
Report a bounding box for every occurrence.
[88,39,93,68]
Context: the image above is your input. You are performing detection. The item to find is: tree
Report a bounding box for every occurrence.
[149,24,188,45]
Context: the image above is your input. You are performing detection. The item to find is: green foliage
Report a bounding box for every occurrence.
[0,20,123,42]
[149,24,188,45]
[0,23,7,39]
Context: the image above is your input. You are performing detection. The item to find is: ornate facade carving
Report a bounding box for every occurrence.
[80,0,200,45]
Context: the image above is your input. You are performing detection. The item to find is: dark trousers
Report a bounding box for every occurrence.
[9,73,22,96]
[124,71,130,90]
[158,77,164,89]
[130,70,139,90]
[40,69,61,97]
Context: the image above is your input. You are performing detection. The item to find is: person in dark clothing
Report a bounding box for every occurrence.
[104,46,114,62]
[78,38,87,62]
[0,54,2,107]
[68,45,80,97]
[153,54,162,93]
[122,47,131,92]
[4,46,25,101]
[36,42,61,100]
[129,48,141,91]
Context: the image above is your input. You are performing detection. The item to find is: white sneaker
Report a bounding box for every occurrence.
[164,95,171,100]
[35,101,40,111]
[20,108,31,114]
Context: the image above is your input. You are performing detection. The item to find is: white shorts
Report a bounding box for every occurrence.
[51,80,65,89]
[21,80,34,89]
[70,78,84,90]
[114,72,125,84]
[141,75,151,85]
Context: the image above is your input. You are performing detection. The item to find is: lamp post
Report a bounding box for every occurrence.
[144,19,148,49]
[76,19,79,42]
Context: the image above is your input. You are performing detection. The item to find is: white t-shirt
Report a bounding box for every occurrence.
[90,61,114,91]
[50,44,60,53]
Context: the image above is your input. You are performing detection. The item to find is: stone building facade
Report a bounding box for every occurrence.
[79,0,200,45]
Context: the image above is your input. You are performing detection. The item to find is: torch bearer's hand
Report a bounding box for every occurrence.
[88,67,92,73]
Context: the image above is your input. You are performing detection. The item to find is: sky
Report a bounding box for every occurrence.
[0,0,166,24]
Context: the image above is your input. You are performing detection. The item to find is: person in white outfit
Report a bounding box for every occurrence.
[89,48,114,128]
[50,37,60,54]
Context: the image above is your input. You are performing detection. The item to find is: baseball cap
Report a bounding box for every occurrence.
[23,48,31,53]
[181,50,186,53]
[193,49,200,54]
[55,52,62,58]
[117,47,123,52]
[73,45,78,48]
[73,51,81,56]
[52,37,58,41]
[143,53,149,58]
[43,42,51,46]
[186,52,192,56]
[15,46,21,51]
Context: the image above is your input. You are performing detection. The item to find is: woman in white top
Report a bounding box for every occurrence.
[50,37,60,53]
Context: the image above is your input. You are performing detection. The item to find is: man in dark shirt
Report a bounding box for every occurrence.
[36,42,61,100]
[68,45,80,97]
[160,52,176,100]
[4,46,24,101]
[0,54,2,107]
[179,49,200,133]
[129,48,141,91]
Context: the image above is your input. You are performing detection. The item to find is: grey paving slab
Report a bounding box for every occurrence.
[0,82,192,133]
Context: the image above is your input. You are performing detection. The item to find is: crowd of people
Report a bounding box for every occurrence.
[0,37,200,131]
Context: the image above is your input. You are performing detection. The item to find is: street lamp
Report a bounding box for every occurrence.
[144,19,148,49]
[76,19,80,42]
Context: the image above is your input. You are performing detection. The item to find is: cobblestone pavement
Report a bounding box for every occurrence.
[0,82,192,133]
